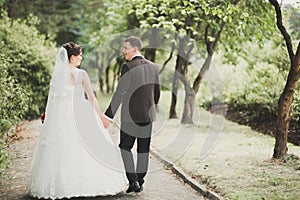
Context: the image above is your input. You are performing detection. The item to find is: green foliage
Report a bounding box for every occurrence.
[220,1,276,65]
[199,60,284,123]
[197,37,300,135]
[128,0,276,61]
[0,53,28,170]
[0,0,5,7]
[0,140,9,170]
[0,12,57,119]
[82,0,131,47]
[286,5,300,40]
[0,11,56,171]
[290,86,300,134]
[0,54,29,133]
[234,41,287,113]
[1,0,86,44]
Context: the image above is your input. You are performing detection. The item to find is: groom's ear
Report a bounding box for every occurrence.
[133,46,139,53]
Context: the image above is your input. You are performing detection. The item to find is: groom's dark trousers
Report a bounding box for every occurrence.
[119,122,152,185]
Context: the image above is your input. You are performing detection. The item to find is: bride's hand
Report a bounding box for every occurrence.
[100,114,110,128]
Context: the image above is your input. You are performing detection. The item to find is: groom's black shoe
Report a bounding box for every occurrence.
[138,179,144,191]
[138,179,144,187]
[126,181,141,193]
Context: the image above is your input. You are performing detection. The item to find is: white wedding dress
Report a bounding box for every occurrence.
[28,48,128,199]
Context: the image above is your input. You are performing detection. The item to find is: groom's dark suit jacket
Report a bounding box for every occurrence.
[105,56,160,124]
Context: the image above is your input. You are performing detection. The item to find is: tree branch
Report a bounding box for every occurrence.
[204,25,213,55]
[269,0,294,61]
[212,21,225,51]
[159,42,175,74]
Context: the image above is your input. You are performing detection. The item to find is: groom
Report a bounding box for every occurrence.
[103,36,160,193]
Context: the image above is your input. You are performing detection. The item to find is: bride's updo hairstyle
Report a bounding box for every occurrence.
[62,42,82,61]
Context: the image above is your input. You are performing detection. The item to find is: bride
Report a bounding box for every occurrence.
[28,42,128,199]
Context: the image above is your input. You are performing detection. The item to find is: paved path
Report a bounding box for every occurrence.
[0,120,205,200]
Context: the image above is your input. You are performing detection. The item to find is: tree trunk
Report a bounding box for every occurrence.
[112,57,123,90]
[181,80,195,124]
[105,65,110,93]
[193,54,213,93]
[112,63,118,91]
[169,38,186,119]
[144,28,160,62]
[181,43,194,124]
[269,0,300,159]
[7,0,17,18]
[98,69,103,92]
[144,48,156,62]
[159,42,175,74]
[273,44,300,159]
[97,52,104,92]
[169,71,180,118]
[169,59,186,118]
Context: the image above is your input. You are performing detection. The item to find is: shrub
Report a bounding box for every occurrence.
[0,12,57,119]
[0,53,28,170]
[0,12,57,171]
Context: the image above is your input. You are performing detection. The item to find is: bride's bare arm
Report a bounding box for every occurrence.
[81,70,104,119]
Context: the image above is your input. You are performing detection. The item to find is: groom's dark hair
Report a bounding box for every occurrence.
[125,36,142,50]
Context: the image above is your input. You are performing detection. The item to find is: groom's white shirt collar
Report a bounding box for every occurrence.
[130,53,143,61]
